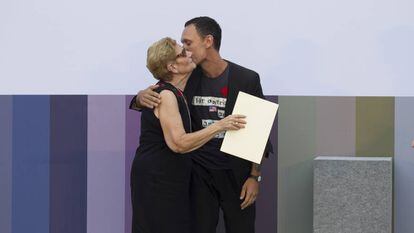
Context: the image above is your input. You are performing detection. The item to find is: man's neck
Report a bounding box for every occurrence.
[200,53,228,78]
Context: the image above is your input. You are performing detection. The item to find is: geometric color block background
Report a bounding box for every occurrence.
[1,95,414,233]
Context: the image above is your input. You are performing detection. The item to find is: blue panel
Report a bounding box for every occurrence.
[394,97,414,233]
[12,95,50,233]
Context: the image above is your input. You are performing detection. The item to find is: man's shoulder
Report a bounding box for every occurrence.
[227,60,258,77]
[227,60,259,81]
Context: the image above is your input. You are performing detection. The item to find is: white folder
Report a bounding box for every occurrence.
[220,91,278,164]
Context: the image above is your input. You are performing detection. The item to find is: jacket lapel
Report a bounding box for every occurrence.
[225,61,239,116]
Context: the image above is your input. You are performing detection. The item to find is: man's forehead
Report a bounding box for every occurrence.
[182,25,199,38]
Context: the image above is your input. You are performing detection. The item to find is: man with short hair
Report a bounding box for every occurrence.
[132,16,272,233]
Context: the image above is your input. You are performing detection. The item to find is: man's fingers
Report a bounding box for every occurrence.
[142,85,161,105]
[149,95,161,104]
[250,197,256,205]
[149,84,159,90]
[240,186,247,200]
[233,114,246,118]
[236,119,247,124]
[149,91,161,99]
[240,198,249,209]
[143,95,160,107]
[241,192,253,209]
[236,122,245,129]
[227,117,246,130]
[241,192,258,209]
[142,99,155,109]
[251,193,257,203]
[234,124,244,130]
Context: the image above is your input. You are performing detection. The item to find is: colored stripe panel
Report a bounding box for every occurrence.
[394,97,414,233]
[218,96,279,233]
[50,96,87,233]
[12,96,50,233]
[255,95,278,233]
[277,96,316,233]
[315,97,356,156]
[356,97,394,157]
[87,96,125,233]
[0,96,13,233]
[124,95,141,233]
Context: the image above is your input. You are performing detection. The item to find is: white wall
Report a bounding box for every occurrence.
[1,0,413,95]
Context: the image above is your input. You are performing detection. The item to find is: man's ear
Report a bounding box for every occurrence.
[204,35,214,49]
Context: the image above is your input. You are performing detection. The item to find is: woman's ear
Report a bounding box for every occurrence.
[167,62,178,74]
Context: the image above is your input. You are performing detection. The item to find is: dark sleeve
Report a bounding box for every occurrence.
[129,96,142,112]
[252,74,274,159]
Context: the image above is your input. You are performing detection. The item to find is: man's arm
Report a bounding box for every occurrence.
[129,85,161,111]
[252,74,274,157]
[240,162,261,210]
[250,163,261,176]
[239,73,274,209]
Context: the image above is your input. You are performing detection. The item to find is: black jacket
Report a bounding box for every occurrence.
[183,61,274,186]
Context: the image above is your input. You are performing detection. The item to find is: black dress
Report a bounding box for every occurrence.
[131,81,192,233]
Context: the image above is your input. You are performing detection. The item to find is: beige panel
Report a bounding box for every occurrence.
[315,97,356,156]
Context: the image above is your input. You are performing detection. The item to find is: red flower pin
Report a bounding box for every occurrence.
[220,86,228,97]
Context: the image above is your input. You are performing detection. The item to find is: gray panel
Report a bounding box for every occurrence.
[394,97,414,233]
[278,96,316,233]
[0,96,12,233]
[314,157,392,233]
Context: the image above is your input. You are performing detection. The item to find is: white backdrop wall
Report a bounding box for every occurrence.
[1,0,413,95]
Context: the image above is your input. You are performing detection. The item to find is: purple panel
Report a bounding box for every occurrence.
[87,96,125,233]
[217,95,278,233]
[255,95,278,233]
[50,96,87,233]
[0,96,12,233]
[124,95,141,233]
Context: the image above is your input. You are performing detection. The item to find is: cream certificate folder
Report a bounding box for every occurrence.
[220,91,279,164]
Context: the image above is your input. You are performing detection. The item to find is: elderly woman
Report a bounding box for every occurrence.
[130,37,246,233]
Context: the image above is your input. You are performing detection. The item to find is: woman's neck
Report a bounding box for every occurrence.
[168,72,191,91]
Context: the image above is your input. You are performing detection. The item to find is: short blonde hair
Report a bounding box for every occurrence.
[146,37,177,81]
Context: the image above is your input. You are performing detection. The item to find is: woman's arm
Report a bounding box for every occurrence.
[156,90,245,154]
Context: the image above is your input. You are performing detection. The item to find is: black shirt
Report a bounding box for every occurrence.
[190,65,230,169]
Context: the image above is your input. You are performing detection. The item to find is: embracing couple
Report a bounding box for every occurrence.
[130,16,273,233]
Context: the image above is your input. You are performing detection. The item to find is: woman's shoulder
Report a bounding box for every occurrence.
[155,81,185,99]
[154,81,174,92]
